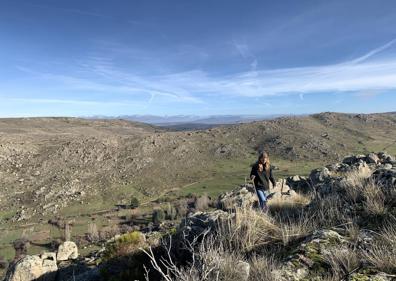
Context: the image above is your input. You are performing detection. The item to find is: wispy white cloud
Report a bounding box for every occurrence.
[232,39,258,71]
[12,39,396,104]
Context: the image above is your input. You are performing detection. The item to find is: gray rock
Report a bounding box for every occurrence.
[217,184,256,211]
[309,167,331,185]
[178,210,233,242]
[4,253,57,281]
[57,241,78,261]
[366,153,380,164]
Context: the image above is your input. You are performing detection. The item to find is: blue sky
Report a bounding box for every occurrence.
[1,0,396,117]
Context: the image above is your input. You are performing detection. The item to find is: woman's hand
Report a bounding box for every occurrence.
[258,163,263,172]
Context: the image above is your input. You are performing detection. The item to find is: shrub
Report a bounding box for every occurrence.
[130,196,140,209]
[152,208,165,224]
[102,231,146,261]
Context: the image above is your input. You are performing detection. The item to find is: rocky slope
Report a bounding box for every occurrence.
[1,112,396,222]
[3,152,396,281]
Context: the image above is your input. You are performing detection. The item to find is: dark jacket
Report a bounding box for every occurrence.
[250,162,276,190]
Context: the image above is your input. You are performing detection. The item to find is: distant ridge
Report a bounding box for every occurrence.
[88,114,295,126]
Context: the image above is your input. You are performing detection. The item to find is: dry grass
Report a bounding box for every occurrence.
[218,207,279,251]
[363,223,396,273]
[323,247,360,279]
[268,192,311,213]
[278,213,314,246]
[87,221,99,242]
[362,180,387,216]
[338,167,372,203]
[194,194,211,211]
[345,222,360,244]
[249,255,282,281]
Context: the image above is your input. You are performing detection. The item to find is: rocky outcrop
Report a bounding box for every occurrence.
[178,210,233,242]
[217,184,256,211]
[308,152,396,196]
[4,253,57,281]
[57,241,78,261]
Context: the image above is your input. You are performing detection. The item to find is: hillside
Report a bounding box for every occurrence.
[1,112,396,223]
[2,151,396,281]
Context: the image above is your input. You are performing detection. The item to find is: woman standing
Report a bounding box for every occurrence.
[250,151,276,212]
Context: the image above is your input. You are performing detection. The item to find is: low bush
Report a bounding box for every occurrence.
[130,196,140,209]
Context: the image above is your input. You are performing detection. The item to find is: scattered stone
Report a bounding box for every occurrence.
[57,241,78,261]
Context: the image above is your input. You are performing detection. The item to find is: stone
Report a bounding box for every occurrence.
[366,153,380,164]
[342,154,366,165]
[57,241,78,261]
[309,167,331,185]
[4,253,57,281]
[217,184,256,211]
[178,210,233,243]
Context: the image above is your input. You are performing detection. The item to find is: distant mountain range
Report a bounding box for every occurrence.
[88,114,296,126]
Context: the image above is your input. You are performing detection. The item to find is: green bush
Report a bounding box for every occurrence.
[130,196,139,209]
[152,209,165,224]
[102,231,146,261]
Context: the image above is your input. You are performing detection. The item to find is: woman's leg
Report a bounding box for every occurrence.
[256,189,267,210]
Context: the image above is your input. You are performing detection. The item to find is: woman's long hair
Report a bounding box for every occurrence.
[258,151,270,174]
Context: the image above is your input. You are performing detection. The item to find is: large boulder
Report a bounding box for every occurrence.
[4,252,57,281]
[372,168,396,187]
[217,184,256,211]
[286,175,310,193]
[178,210,233,242]
[57,241,78,261]
[273,230,347,281]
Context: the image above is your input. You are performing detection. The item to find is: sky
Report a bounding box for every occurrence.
[0,0,396,117]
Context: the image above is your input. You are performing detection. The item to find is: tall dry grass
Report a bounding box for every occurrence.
[362,222,396,273]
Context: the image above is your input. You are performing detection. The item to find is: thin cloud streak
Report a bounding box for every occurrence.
[348,38,396,64]
[12,39,396,103]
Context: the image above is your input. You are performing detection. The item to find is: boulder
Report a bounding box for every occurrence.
[366,153,380,164]
[57,241,78,261]
[372,168,396,187]
[217,184,256,211]
[286,175,310,193]
[4,253,57,281]
[274,230,347,281]
[309,167,331,185]
[178,210,233,242]
[342,154,366,165]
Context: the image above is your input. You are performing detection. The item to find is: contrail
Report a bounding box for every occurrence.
[350,38,396,64]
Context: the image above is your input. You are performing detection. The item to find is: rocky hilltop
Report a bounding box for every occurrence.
[3,152,396,281]
[1,112,396,222]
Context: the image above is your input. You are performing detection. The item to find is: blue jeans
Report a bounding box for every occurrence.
[256,189,268,210]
